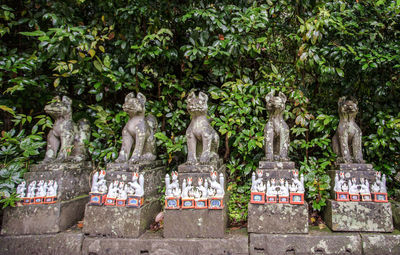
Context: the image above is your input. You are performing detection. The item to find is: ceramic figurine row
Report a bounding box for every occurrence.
[16,180,58,205]
[250,170,305,205]
[164,171,225,209]
[334,171,388,202]
[89,171,145,208]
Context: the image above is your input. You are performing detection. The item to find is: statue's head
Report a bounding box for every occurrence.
[210,170,218,180]
[265,91,287,113]
[123,92,146,116]
[257,170,263,178]
[45,96,72,119]
[187,91,208,116]
[171,171,178,180]
[338,96,358,115]
[132,172,139,181]
[292,170,299,178]
[198,177,203,185]
[187,177,193,185]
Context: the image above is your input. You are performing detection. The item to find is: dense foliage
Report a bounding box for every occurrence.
[1,0,399,224]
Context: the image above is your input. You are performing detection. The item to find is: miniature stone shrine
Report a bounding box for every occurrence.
[1,96,92,235]
[82,92,165,238]
[247,91,309,234]
[323,96,393,232]
[163,91,228,238]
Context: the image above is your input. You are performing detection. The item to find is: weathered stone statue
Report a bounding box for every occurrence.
[264,91,289,161]
[185,91,219,165]
[332,96,365,164]
[115,92,157,163]
[43,96,90,163]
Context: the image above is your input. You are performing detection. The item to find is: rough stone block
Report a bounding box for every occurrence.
[324,199,393,232]
[1,196,88,235]
[104,167,164,198]
[106,160,163,172]
[248,203,308,234]
[392,201,400,230]
[249,230,362,255]
[82,229,249,255]
[361,233,400,255]
[256,169,298,181]
[25,162,91,201]
[334,163,373,171]
[163,204,227,238]
[178,159,224,173]
[83,199,161,238]
[0,231,84,255]
[258,161,295,170]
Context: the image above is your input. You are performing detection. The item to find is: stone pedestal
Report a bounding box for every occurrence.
[248,203,308,234]
[248,161,309,234]
[1,162,92,236]
[323,199,393,232]
[82,161,165,238]
[163,162,228,238]
[83,199,161,238]
[1,196,88,235]
[324,163,394,232]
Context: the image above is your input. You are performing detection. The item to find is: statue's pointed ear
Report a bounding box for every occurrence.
[62,96,72,105]
[198,92,208,102]
[265,91,274,102]
[187,91,196,101]
[349,96,358,105]
[125,92,135,101]
[137,92,146,105]
[338,96,346,106]
[278,92,287,103]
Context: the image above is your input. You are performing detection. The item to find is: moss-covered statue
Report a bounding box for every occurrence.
[264,91,290,162]
[115,92,157,163]
[43,96,90,162]
[185,91,220,165]
[332,96,365,163]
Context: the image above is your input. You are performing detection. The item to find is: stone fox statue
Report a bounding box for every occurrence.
[264,91,289,161]
[185,91,220,165]
[43,96,90,162]
[332,97,365,164]
[116,92,157,163]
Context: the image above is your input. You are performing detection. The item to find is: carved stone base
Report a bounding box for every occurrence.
[1,196,88,235]
[106,160,163,172]
[247,203,309,234]
[163,204,228,238]
[25,162,92,201]
[178,159,224,173]
[82,199,161,238]
[104,167,164,198]
[258,161,295,170]
[249,231,362,255]
[334,163,373,171]
[323,199,393,232]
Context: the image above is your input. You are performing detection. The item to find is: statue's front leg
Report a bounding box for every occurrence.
[44,130,60,162]
[58,131,74,161]
[339,132,351,163]
[352,132,365,163]
[116,126,133,163]
[200,133,212,164]
[264,122,274,161]
[279,125,290,161]
[186,132,197,164]
[130,133,145,163]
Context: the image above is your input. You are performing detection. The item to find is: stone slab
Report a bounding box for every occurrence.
[248,203,308,234]
[323,199,393,232]
[24,168,91,201]
[105,167,164,197]
[1,196,88,235]
[163,203,228,238]
[106,160,163,172]
[82,229,249,255]
[361,233,400,255]
[29,161,92,172]
[258,161,295,170]
[334,163,373,171]
[392,201,400,230]
[256,169,299,181]
[83,199,161,238]
[0,230,84,255]
[178,159,224,173]
[249,230,362,255]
